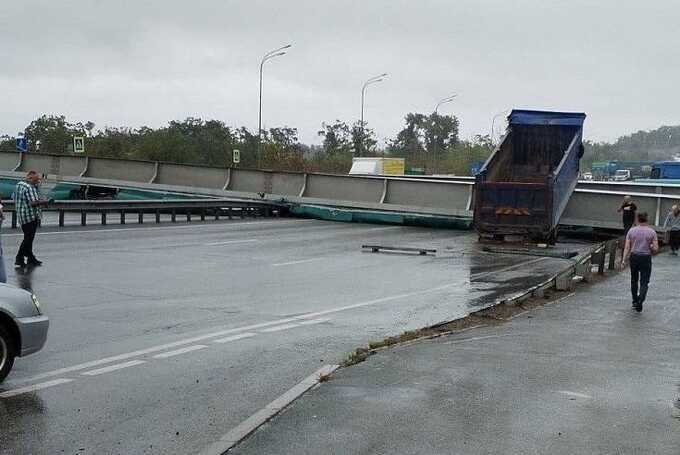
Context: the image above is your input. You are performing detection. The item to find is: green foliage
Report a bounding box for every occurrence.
[24,115,87,153]
[10,114,680,176]
[387,112,460,172]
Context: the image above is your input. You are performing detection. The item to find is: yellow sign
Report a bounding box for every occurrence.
[382,158,405,175]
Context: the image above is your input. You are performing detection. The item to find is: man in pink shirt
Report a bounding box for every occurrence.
[622,212,659,312]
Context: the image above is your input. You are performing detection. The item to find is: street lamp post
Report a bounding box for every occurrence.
[490,110,510,146]
[359,73,387,156]
[258,44,291,168]
[432,94,457,174]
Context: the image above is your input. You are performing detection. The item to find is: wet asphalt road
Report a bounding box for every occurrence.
[0,218,586,454]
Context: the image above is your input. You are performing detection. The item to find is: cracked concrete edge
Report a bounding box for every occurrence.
[198,364,339,455]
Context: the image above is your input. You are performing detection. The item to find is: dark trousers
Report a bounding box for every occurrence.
[17,220,39,262]
[630,253,652,304]
[670,231,680,252]
[623,222,633,237]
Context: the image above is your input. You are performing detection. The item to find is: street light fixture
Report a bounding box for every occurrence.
[359,73,387,156]
[258,44,291,168]
[491,110,510,146]
[432,94,457,174]
[434,94,457,114]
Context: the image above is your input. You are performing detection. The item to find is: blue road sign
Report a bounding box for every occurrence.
[15,137,27,153]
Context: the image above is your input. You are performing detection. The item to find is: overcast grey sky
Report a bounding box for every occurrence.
[1,1,678,144]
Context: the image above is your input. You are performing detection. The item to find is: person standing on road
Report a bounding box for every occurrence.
[622,212,658,312]
[14,171,48,268]
[663,205,680,255]
[618,195,637,235]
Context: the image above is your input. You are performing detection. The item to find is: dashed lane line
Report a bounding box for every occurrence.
[213,333,257,344]
[204,239,259,246]
[271,258,325,267]
[298,318,331,325]
[0,378,74,399]
[81,360,147,376]
[152,345,209,359]
[260,323,300,333]
[5,283,458,392]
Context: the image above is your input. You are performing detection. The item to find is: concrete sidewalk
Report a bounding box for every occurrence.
[232,254,680,455]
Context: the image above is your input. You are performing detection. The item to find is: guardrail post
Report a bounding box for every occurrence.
[214,208,220,221]
[171,209,176,223]
[120,210,126,225]
[228,208,233,220]
[241,207,246,219]
[155,210,161,224]
[200,208,206,221]
[11,211,17,229]
[101,212,107,226]
[138,211,144,224]
[58,210,65,227]
[186,211,191,222]
[81,211,87,226]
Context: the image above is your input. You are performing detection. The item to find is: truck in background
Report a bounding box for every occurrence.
[349,157,405,176]
[590,160,652,181]
[474,109,586,243]
[649,161,680,180]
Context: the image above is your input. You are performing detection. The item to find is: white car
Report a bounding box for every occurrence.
[0,285,49,383]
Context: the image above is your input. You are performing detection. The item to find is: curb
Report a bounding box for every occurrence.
[199,364,339,455]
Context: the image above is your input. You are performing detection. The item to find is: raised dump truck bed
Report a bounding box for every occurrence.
[474,109,586,243]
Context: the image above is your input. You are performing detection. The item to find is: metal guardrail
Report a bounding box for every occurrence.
[1,198,284,228]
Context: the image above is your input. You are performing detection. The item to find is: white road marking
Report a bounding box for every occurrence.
[0,378,73,399]
[199,364,339,455]
[1,219,312,237]
[204,239,259,246]
[260,323,300,333]
[81,360,147,376]
[271,258,324,267]
[11,283,457,386]
[558,390,593,399]
[152,345,209,359]
[213,332,257,344]
[297,318,331,325]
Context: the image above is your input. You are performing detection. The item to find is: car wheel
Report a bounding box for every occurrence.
[0,324,16,383]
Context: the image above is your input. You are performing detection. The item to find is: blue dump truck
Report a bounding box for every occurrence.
[473,109,586,243]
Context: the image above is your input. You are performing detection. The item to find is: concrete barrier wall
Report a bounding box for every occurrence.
[86,157,156,182]
[4,151,680,230]
[20,154,55,174]
[385,179,470,210]
[306,174,383,203]
[270,172,304,196]
[157,163,227,189]
[230,169,267,193]
[60,156,87,176]
[0,153,20,171]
